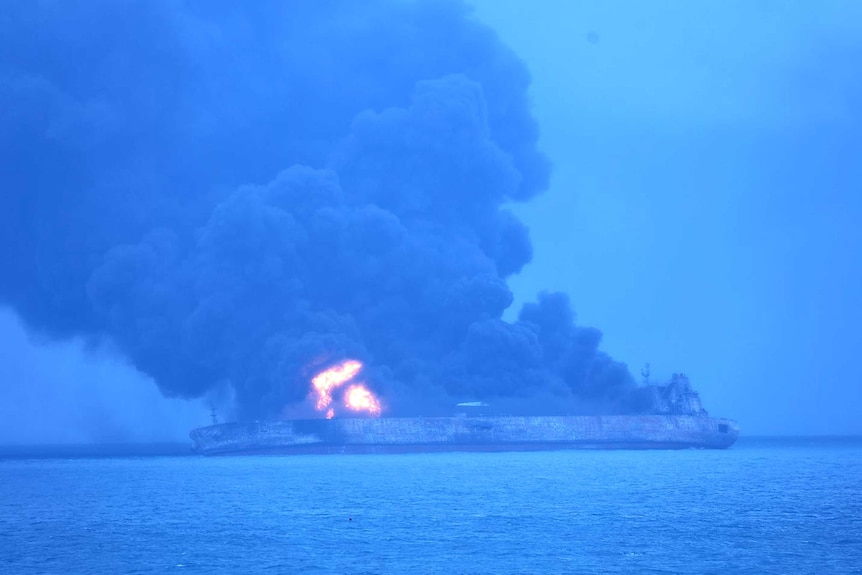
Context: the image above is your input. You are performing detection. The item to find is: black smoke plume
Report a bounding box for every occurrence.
[1,0,640,419]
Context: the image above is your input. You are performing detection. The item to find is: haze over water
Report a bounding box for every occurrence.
[1,1,860,441]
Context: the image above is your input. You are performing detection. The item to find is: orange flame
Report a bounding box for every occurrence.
[344,384,382,416]
[311,359,362,411]
[308,359,382,418]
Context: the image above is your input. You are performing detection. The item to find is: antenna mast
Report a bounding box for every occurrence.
[640,363,651,386]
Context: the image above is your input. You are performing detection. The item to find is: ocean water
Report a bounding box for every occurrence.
[1,438,860,574]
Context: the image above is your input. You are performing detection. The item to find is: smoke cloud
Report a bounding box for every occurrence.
[1,0,640,419]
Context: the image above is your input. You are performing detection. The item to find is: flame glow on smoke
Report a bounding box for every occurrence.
[345,384,382,416]
[311,359,362,410]
[309,359,382,418]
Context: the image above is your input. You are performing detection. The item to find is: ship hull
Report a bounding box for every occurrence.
[190,415,739,455]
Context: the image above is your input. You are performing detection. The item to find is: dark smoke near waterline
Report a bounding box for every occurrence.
[1,0,645,419]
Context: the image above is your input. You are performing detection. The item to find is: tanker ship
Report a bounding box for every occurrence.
[190,374,739,454]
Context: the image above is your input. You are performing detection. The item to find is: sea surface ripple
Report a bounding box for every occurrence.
[1,438,860,574]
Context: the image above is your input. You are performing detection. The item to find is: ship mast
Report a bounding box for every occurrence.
[640,363,651,386]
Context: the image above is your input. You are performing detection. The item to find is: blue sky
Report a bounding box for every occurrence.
[471,0,862,434]
[1,0,860,441]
